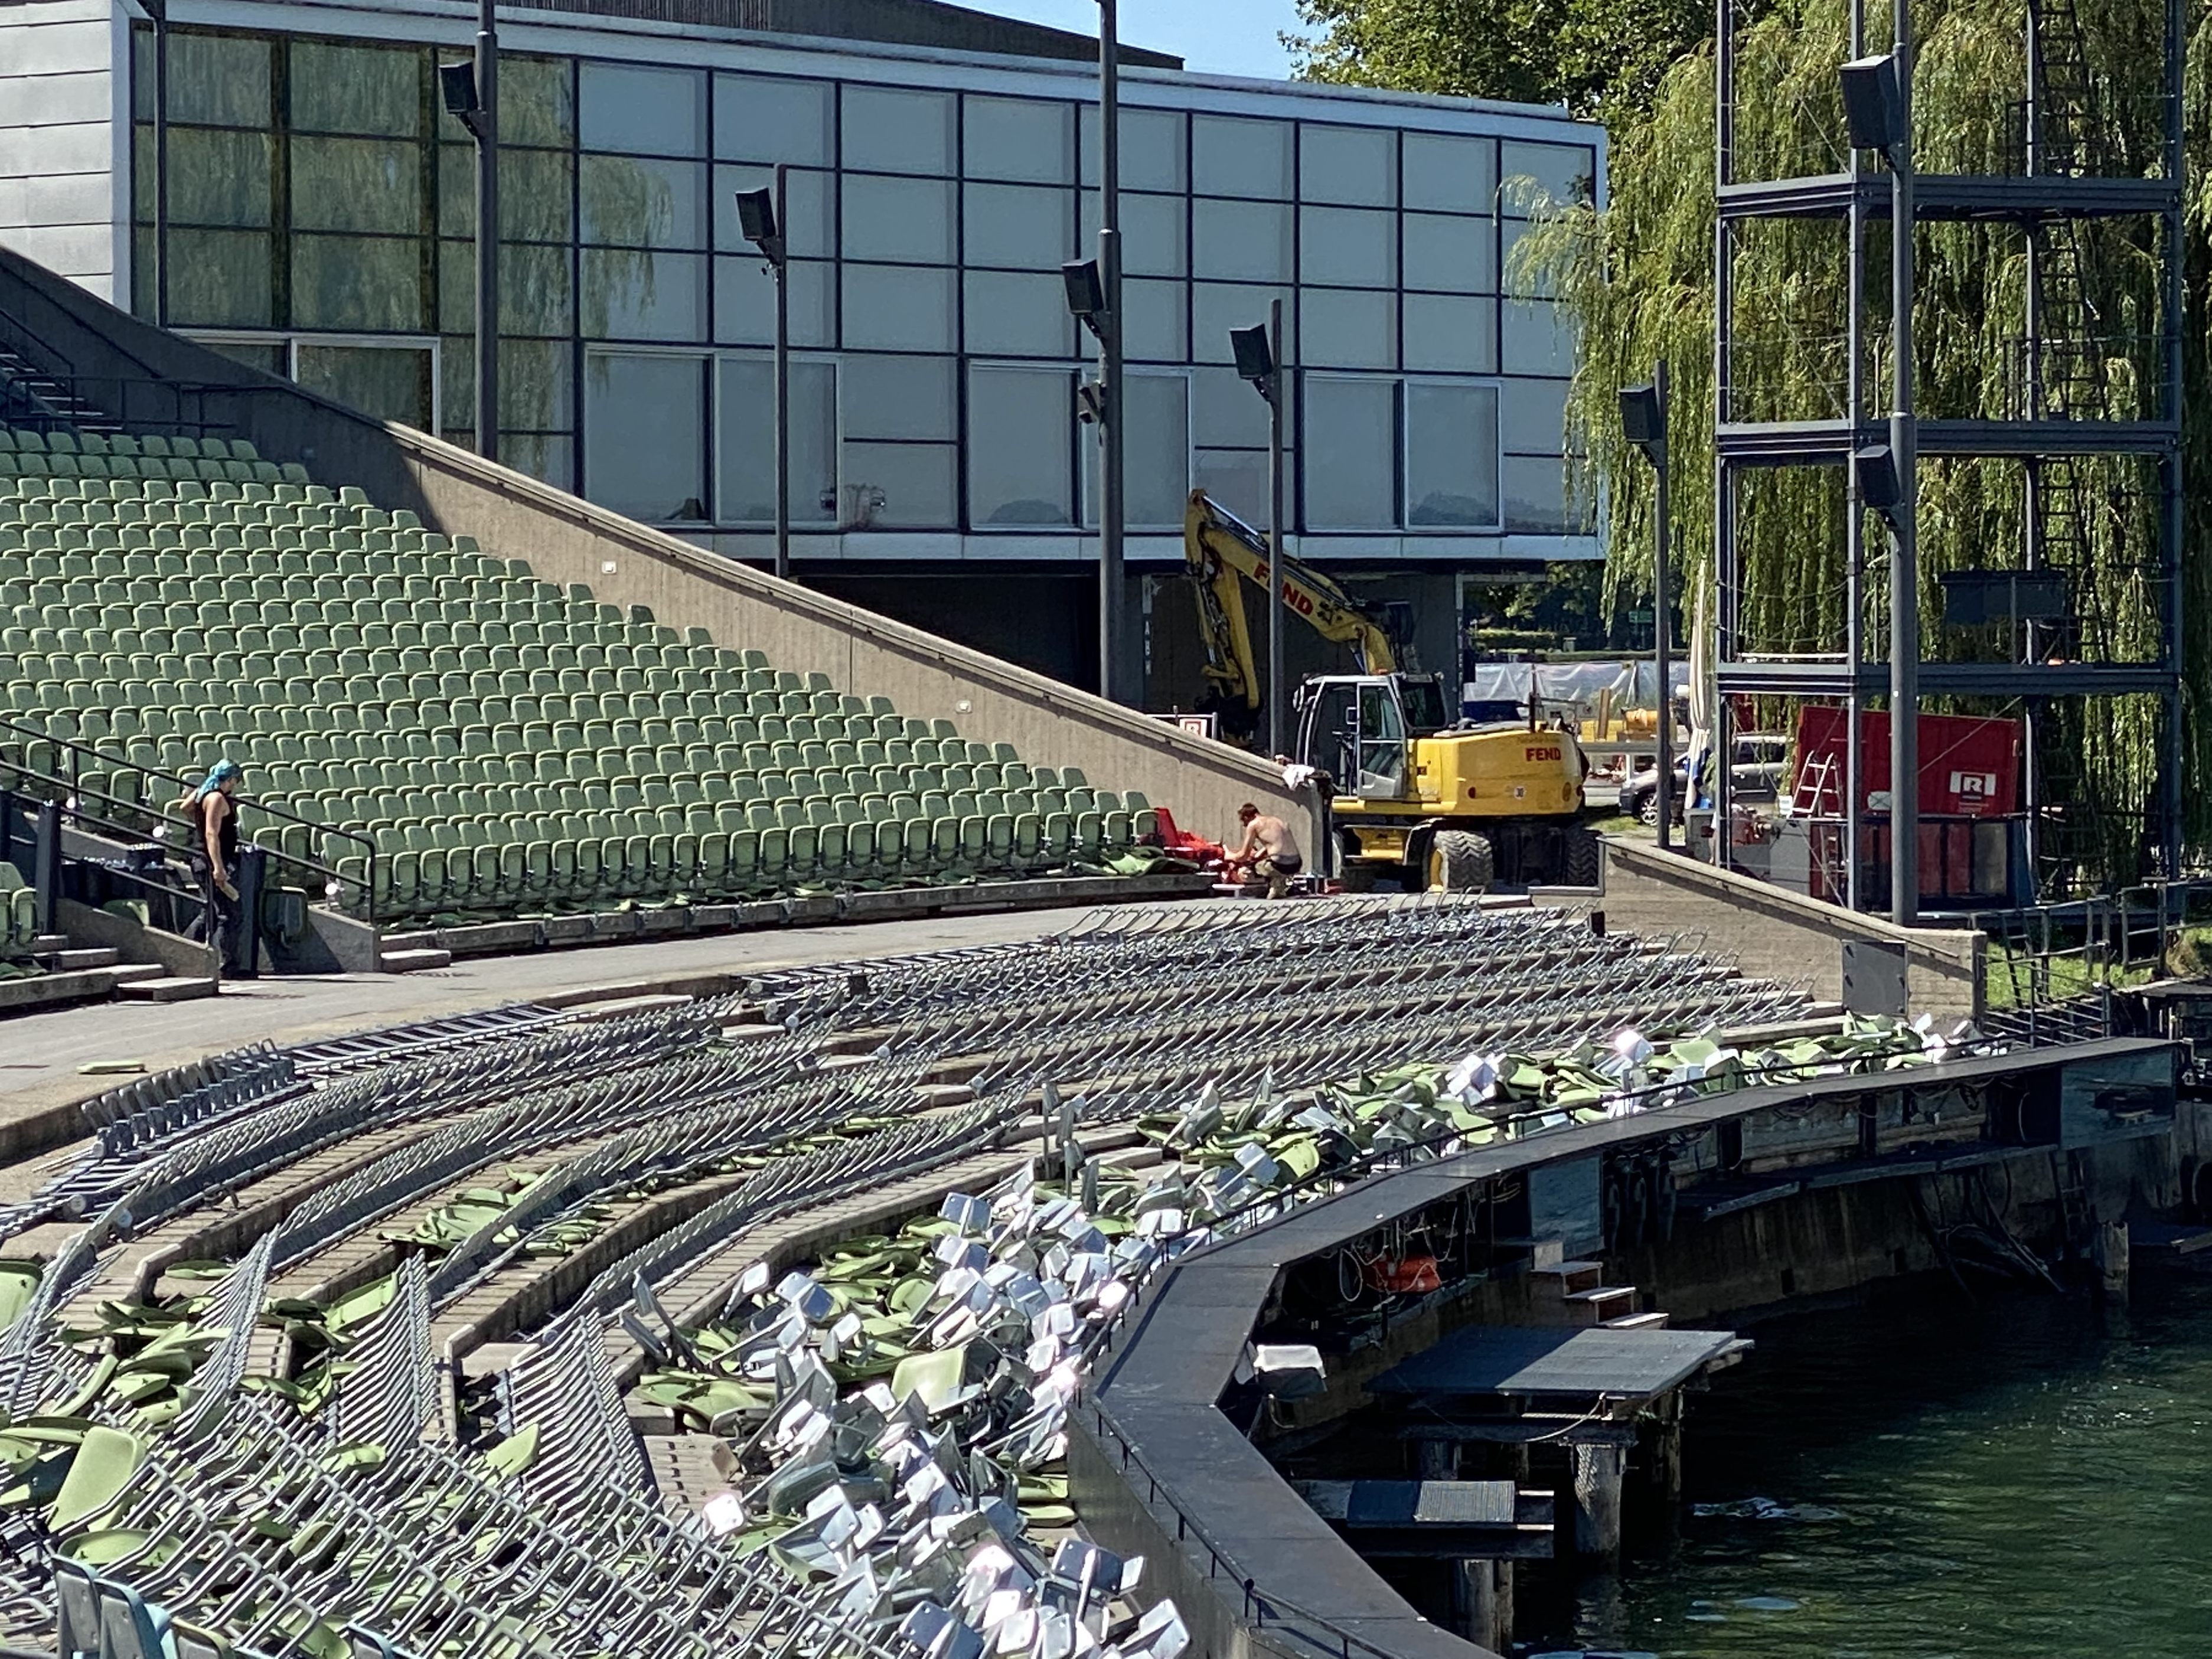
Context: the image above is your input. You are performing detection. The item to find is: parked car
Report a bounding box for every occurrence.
[1620,734,1792,826]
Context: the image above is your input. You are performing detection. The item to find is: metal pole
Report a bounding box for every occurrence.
[1097,0,1125,703]
[1652,360,1673,852]
[2161,0,2185,880]
[1844,0,1865,909]
[774,161,791,582]
[474,0,500,464]
[152,2,169,329]
[1889,0,1918,925]
[1266,297,1287,758]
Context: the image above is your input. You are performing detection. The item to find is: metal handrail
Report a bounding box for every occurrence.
[0,301,237,438]
[0,713,378,922]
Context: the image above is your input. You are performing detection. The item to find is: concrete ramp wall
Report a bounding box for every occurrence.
[1565,838,1985,1021]
[0,248,1304,844]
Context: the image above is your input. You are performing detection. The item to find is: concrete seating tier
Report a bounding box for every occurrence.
[0,427,1157,925]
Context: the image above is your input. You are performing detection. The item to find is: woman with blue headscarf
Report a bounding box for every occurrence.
[170,759,244,968]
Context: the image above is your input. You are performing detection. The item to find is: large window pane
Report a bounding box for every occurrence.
[1501,378,1571,453]
[580,63,706,156]
[716,75,834,165]
[1403,133,1495,213]
[1081,106,1186,191]
[439,146,574,242]
[970,365,1072,527]
[965,97,1074,184]
[501,57,575,149]
[293,137,423,235]
[1303,377,1397,529]
[585,353,707,520]
[1404,213,1493,293]
[1500,141,1596,214]
[443,241,573,335]
[581,249,706,341]
[1301,125,1396,206]
[1301,289,1397,371]
[843,175,955,264]
[295,344,433,430]
[294,236,426,330]
[1405,382,1499,528]
[714,257,833,348]
[1194,285,1293,367]
[1082,190,1185,276]
[163,229,273,326]
[580,155,706,249]
[1123,373,1190,528]
[1300,205,1394,286]
[292,41,420,136]
[714,166,833,257]
[842,265,955,351]
[842,357,955,441]
[843,86,954,175]
[965,183,1071,269]
[1193,199,1290,283]
[841,443,957,528]
[963,272,1073,357]
[1502,453,1576,531]
[1123,278,1187,361]
[149,127,272,227]
[495,433,573,491]
[163,31,269,127]
[439,335,575,430]
[1193,448,1295,528]
[719,356,836,524]
[1404,293,1497,374]
[1192,116,1291,198]
[1500,220,1560,298]
[1502,298,1575,376]
[1195,364,1269,449]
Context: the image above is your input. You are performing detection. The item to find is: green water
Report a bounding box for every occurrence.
[1563,1273,2212,1659]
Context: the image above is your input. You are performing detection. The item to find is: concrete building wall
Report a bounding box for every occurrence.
[1574,838,1986,1021]
[0,0,123,305]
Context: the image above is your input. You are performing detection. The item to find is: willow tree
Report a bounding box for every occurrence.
[1304,0,2212,883]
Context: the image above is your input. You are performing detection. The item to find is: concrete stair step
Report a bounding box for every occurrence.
[37,946,118,971]
[106,963,168,985]
[380,947,452,974]
[27,935,68,955]
[1531,1259,1605,1296]
[380,930,437,952]
[115,975,218,1003]
[1601,1311,1672,1331]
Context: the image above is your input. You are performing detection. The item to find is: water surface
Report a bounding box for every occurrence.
[1561,1273,2212,1658]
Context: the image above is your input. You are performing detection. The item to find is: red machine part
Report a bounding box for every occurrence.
[1793,707,2022,818]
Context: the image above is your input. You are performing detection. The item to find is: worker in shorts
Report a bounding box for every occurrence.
[1229,802,1303,899]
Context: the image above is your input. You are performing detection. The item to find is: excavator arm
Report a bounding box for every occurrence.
[1182,489,1403,724]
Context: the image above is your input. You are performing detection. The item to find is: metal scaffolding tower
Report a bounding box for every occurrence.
[1713,0,2185,917]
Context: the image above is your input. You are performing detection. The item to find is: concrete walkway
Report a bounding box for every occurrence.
[0,901,1213,1157]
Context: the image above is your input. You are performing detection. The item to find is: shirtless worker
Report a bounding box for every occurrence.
[1229,802,1303,899]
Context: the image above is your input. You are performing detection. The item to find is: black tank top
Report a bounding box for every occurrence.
[198,794,239,863]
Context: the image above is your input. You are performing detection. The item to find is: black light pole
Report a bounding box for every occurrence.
[1231,310,1287,756]
[1064,257,1120,698]
[735,176,790,580]
[1095,0,1126,702]
[1620,364,1672,851]
[1842,43,1917,922]
[439,27,497,463]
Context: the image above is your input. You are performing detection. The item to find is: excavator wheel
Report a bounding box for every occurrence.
[1428,830,1495,894]
[1564,830,1601,887]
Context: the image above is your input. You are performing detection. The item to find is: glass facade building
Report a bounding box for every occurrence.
[6,0,1603,690]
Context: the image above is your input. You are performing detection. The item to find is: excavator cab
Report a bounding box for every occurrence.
[1294,672,1448,802]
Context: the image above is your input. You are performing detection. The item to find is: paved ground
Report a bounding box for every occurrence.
[0,901,1211,1143]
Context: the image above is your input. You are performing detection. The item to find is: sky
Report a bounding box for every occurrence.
[976,0,1306,81]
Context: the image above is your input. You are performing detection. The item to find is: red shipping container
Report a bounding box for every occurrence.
[1793,708,2022,818]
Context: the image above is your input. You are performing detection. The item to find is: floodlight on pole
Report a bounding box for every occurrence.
[438,61,485,135]
[1620,364,1675,853]
[1062,260,1107,332]
[1230,310,1288,756]
[736,174,793,581]
[1839,53,1904,159]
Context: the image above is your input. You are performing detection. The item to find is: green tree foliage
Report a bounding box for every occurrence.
[1291,0,1711,122]
[1303,0,2208,883]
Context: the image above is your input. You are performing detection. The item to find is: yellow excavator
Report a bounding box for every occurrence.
[1182,489,1597,892]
